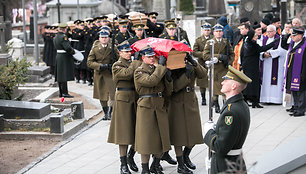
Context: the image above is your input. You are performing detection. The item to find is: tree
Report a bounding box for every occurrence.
[179,0,194,15]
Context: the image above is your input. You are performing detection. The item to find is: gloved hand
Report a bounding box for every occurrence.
[133,52,140,60]
[107,64,113,72]
[185,63,192,78]
[204,121,215,135]
[100,64,109,71]
[158,55,167,66]
[186,53,197,66]
[218,54,229,68]
[165,69,172,82]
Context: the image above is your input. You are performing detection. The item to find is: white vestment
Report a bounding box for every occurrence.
[260,37,286,104]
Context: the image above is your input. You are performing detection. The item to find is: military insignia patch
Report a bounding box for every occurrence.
[225,116,233,125]
[116,65,120,69]
[64,37,67,41]
[138,71,142,74]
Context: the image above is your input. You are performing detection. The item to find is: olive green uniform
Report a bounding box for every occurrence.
[203,38,234,95]
[53,31,75,83]
[168,64,207,146]
[87,40,119,101]
[134,63,173,155]
[193,35,212,88]
[108,57,141,145]
[204,93,250,174]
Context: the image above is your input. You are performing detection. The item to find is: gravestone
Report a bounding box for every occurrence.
[27,66,52,83]
[8,38,24,60]
[50,114,64,133]
[71,102,84,119]
[0,100,51,119]
[0,16,12,66]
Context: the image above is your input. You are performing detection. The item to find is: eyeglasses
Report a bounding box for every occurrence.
[266,31,275,33]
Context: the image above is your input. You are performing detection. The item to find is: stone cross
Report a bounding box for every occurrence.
[0,16,6,53]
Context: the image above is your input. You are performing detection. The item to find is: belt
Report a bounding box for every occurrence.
[57,50,66,53]
[212,148,242,156]
[139,92,163,98]
[69,39,79,42]
[117,87,135,91]
[79,50,85,53]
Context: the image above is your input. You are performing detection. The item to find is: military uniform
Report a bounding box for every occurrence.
[115,32,131,44]
[204,66,252,174]
[128,34,145,45]
[84,20,96,85]
[42,26,57,75]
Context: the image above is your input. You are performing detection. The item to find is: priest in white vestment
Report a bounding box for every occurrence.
[260,25,286,104]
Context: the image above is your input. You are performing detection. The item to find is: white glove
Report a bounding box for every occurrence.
[204,121,215,135]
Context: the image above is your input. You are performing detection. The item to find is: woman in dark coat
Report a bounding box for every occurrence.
[242,30,278,108]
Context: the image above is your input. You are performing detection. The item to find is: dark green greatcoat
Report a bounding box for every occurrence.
[108,57,141,145]
[87,40,119,101]
[168,63,207,146]
[203,38,234,95]
[193,35,212,88]
[204,93,250,174]
[134,63,173,155]
[53,31,75,83]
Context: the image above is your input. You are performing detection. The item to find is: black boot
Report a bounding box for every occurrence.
[150,157,164,174]
[127,147,138,172]
[107,106,113,120]
[183,147,196,170]
[102,106,109,120]
[120,156,131,174]
[177,156,193,174]
[161,151,177,165]
[214,100,220,113]
[252,102,263,108]
[286,106,296,112]
[141,163,150,174]
[201,91,207,106]
[61,82,73,98]
[58,82,63,97]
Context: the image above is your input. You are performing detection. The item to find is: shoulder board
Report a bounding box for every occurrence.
[228,104,232,111]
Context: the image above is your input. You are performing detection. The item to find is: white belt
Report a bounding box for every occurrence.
[79,50,85,53]
[57,50,66,53]
[69,38,79,42]
[212,149,242,156]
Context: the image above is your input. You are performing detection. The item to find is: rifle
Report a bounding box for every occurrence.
[139,14,147,38]
[173,10,180,41]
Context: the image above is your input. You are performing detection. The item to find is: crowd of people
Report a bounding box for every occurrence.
[46,11,305,174]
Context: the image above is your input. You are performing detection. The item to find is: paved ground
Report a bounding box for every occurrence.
[19,81,306,174]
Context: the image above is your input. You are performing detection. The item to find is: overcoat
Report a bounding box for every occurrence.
[204,93,250,174]
[134,63,173,155]
[168,63,207,146]
[193,35,212,88]
[108,57,141,145]
[53,31,75,83]
[203,38,234,95]
[87,40,119,101]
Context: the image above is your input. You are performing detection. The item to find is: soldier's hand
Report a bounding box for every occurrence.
[133,52,140,60]
[100,64,109,71]
[107,64,113,71]
[185,63,192,78]
[165,69,172,82]
[158,55,167,66]
[219,54,229,68]
[204,121,215,135]
[186,53,197,66]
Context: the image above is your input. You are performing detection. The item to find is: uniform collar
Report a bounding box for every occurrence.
[221,93,244,112]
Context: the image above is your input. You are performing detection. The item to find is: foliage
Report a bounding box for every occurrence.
[0,58,31,100]
[179,0,194,15]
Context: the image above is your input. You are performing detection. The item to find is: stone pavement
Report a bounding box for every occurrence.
[19,81,306,174]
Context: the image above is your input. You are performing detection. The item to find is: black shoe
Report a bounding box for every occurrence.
[107,106,113,120]
[82,80,86,84]
[183,147,196,170]
[76,80,80,83]
[286,107,295,112]
[88,82,93,86]
[102,106,109,120]
[62,94,74,98]
[177,156,193,174]
[252,103,264,108]
[127,147,138,172]
[293,112,305,117]
[161,151,177,165]
[150,157,164,174]
[141,163,150,174]
[120,156,131,174]
[201,98,206,106]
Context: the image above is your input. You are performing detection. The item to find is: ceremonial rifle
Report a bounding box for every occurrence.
[173,10,180,41]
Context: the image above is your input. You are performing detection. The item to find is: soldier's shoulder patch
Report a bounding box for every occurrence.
[115,65,120,69]
[228,104,232,111]
[225,116,233,125]
[137,71,143,74]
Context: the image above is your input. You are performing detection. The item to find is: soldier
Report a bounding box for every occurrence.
[134,45,173,174]
[146,12,164,38]
[87,28,119,120]
[160,22,184,41]
[203,65,252,174]
[107,41,142,174]
[42,25,57,75]
[128,23,145,45]
[168,54,207,174]
[193,23,212,105]
[84,18,95,86]
[100,15,109,27]
[53,23,75,98]
[203,24,235,113]
[115,20,131,44]
[171,18,190,45]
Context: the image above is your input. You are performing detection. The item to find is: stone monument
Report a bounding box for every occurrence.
[0,16,12,66]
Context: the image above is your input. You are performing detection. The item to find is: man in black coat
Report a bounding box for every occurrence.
[204,65,252,174]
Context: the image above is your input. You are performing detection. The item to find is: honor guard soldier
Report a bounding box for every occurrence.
[146,12,164,38]
[128,23,145,45]
[100,15,109,27]
[193,23,213,105]
[171,18,190,45]
[203,65,252,174]
[84,18,95,86]
[53,23,75,98]
[161,22,184,41]
[134,45,173,174]
[87,28,119,120]
[42,25,57,75]
[203,24,235,113]
[108,41,142,174]
[115,20,131,44]
[92,16,102,39]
